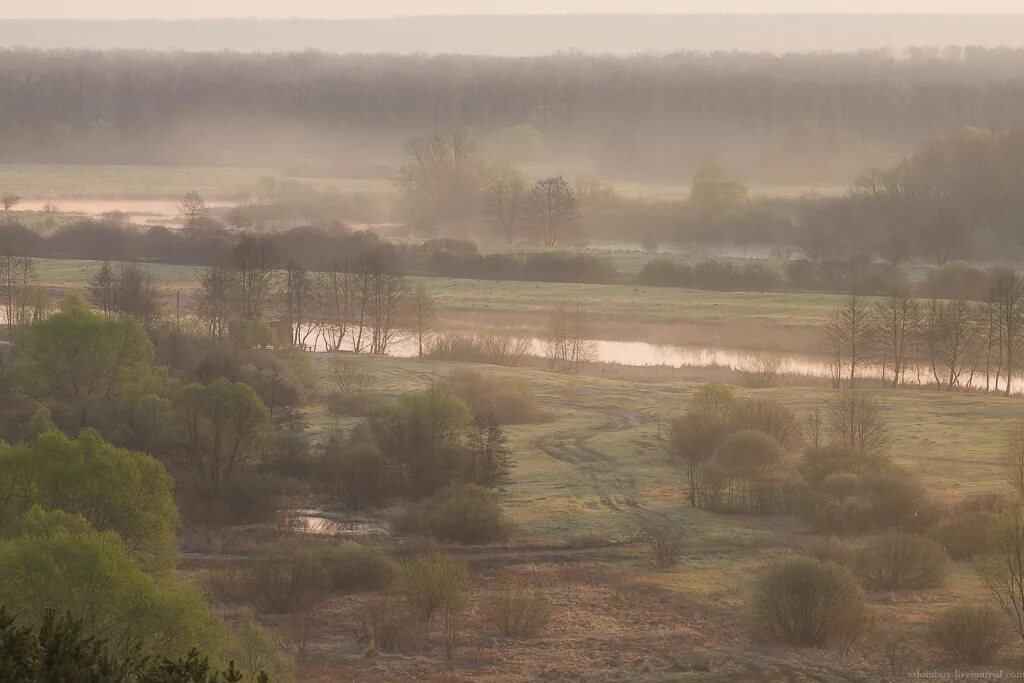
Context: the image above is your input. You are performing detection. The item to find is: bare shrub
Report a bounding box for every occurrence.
[928,511,997,560]
[209,555,329,614]
[639,517,685,569]
[928,605,1010,664]
[740,354,782,388]
[425,334,531,366]
[485,584,554,637]
[854,533,949,590]
[396,552,470,623]
[751,557,873,649]
[731,398,804,451]
[806,536,856,567]
[711,429,786,480]
[311,542,396,593]
[828,389,892,454]
[882,634,920,678]
[439,367,539,424]
[361,595,411,653]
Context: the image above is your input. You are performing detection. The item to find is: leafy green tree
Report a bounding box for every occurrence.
[17,402,57,442]
[173,378,269,496]
[370,386,472,499]
[8,292,154,428]
[0,429,179,570]
[0,507,223,661]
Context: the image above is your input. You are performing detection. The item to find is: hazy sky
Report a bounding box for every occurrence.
[5,1,1024,20]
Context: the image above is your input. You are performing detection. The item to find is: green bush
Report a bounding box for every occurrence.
[928,605,1009,664]
[313,542,396,593]
[398,484,511,545]
[395,552,469,622]
[752,557,872,649]
[854,533,949,590]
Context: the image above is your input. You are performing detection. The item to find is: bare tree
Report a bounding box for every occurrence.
[410,284,437,358]
[526,176,581,246]
[1,193,19,212]
[0,251,36,335]
[988,269,1024,396]
[872,289,920,387]
[282,260,313,347]
[545,301,596,373]
[394,130,481,234]
[87,261,116,317]
[194,265,235,340]
[112,262,162,330]
[357,247,410,355]
[232,234,277,321]
[823,293,873,387]
[178,190,208,233]
[921,298,978,390]
[1005,423,1024,499]
[483,163,526,244]
[828,388,891,454]
[312,261,355,352]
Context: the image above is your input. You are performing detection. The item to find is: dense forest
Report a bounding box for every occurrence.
[8,49,1024,179]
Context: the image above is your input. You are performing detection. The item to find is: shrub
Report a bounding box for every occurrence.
[639,517,685,569]
[751,557,872,649]
[424,334,531,366]
[399,484,511,545]
[854,533,949,590]
[178,474,284,526]
[312,543,396,593]
[928,605,1009,664]
[209,555,329,614]
[360,595,411,653]
[485,585,553,637]
[316,443,392,511]
[731,398,804,451]
[928,511,997,560]
[439,367,539,424]
[395,552,469,622]
[806,536,856,567]
[325,390,386,417]
[711,429,787,480]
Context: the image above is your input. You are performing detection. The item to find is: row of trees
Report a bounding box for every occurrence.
[825,270,1024,394]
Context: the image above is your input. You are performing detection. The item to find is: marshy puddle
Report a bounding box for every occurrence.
[283,509,389,537]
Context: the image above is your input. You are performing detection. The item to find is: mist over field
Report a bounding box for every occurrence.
[7,7,1024,682]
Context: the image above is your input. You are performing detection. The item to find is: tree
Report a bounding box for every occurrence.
[823,293,873,387]
[8,293,155,428]
[282,260,312,347]
[827,388,891,454]
[689,163,747,217]
[178,190,208,233]
[525,176,580,246]
[173,378,270,496]
[544,301,595,373]
[988,269,1024,396]
[977,507,1024,644]
[669,410,732,506]
[1,192,19,212]
[466,416,512,489]
[483,163,526,243]
[370,386,472,500]
[1005,423,1024,499]
[0,507,223,662]
[87,261,116,317]
[0,429,179,570]
[410,284,436,358]
[194,264,235,340]
[394,130,481,234]
[357,247,410,355]
[113,262,162,330]
[920,298,977,390]
[710,429,786,480]
[232,234,277,321]
[0,250,36,337]
[872,289,920,387]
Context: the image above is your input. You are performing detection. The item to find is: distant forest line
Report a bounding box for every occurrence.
[8,49,1024,181]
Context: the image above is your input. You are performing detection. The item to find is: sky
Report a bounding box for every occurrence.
[4,1,1024,20]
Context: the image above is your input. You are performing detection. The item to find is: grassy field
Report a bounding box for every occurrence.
[306,354,1017,542]
[0,164,392,199]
